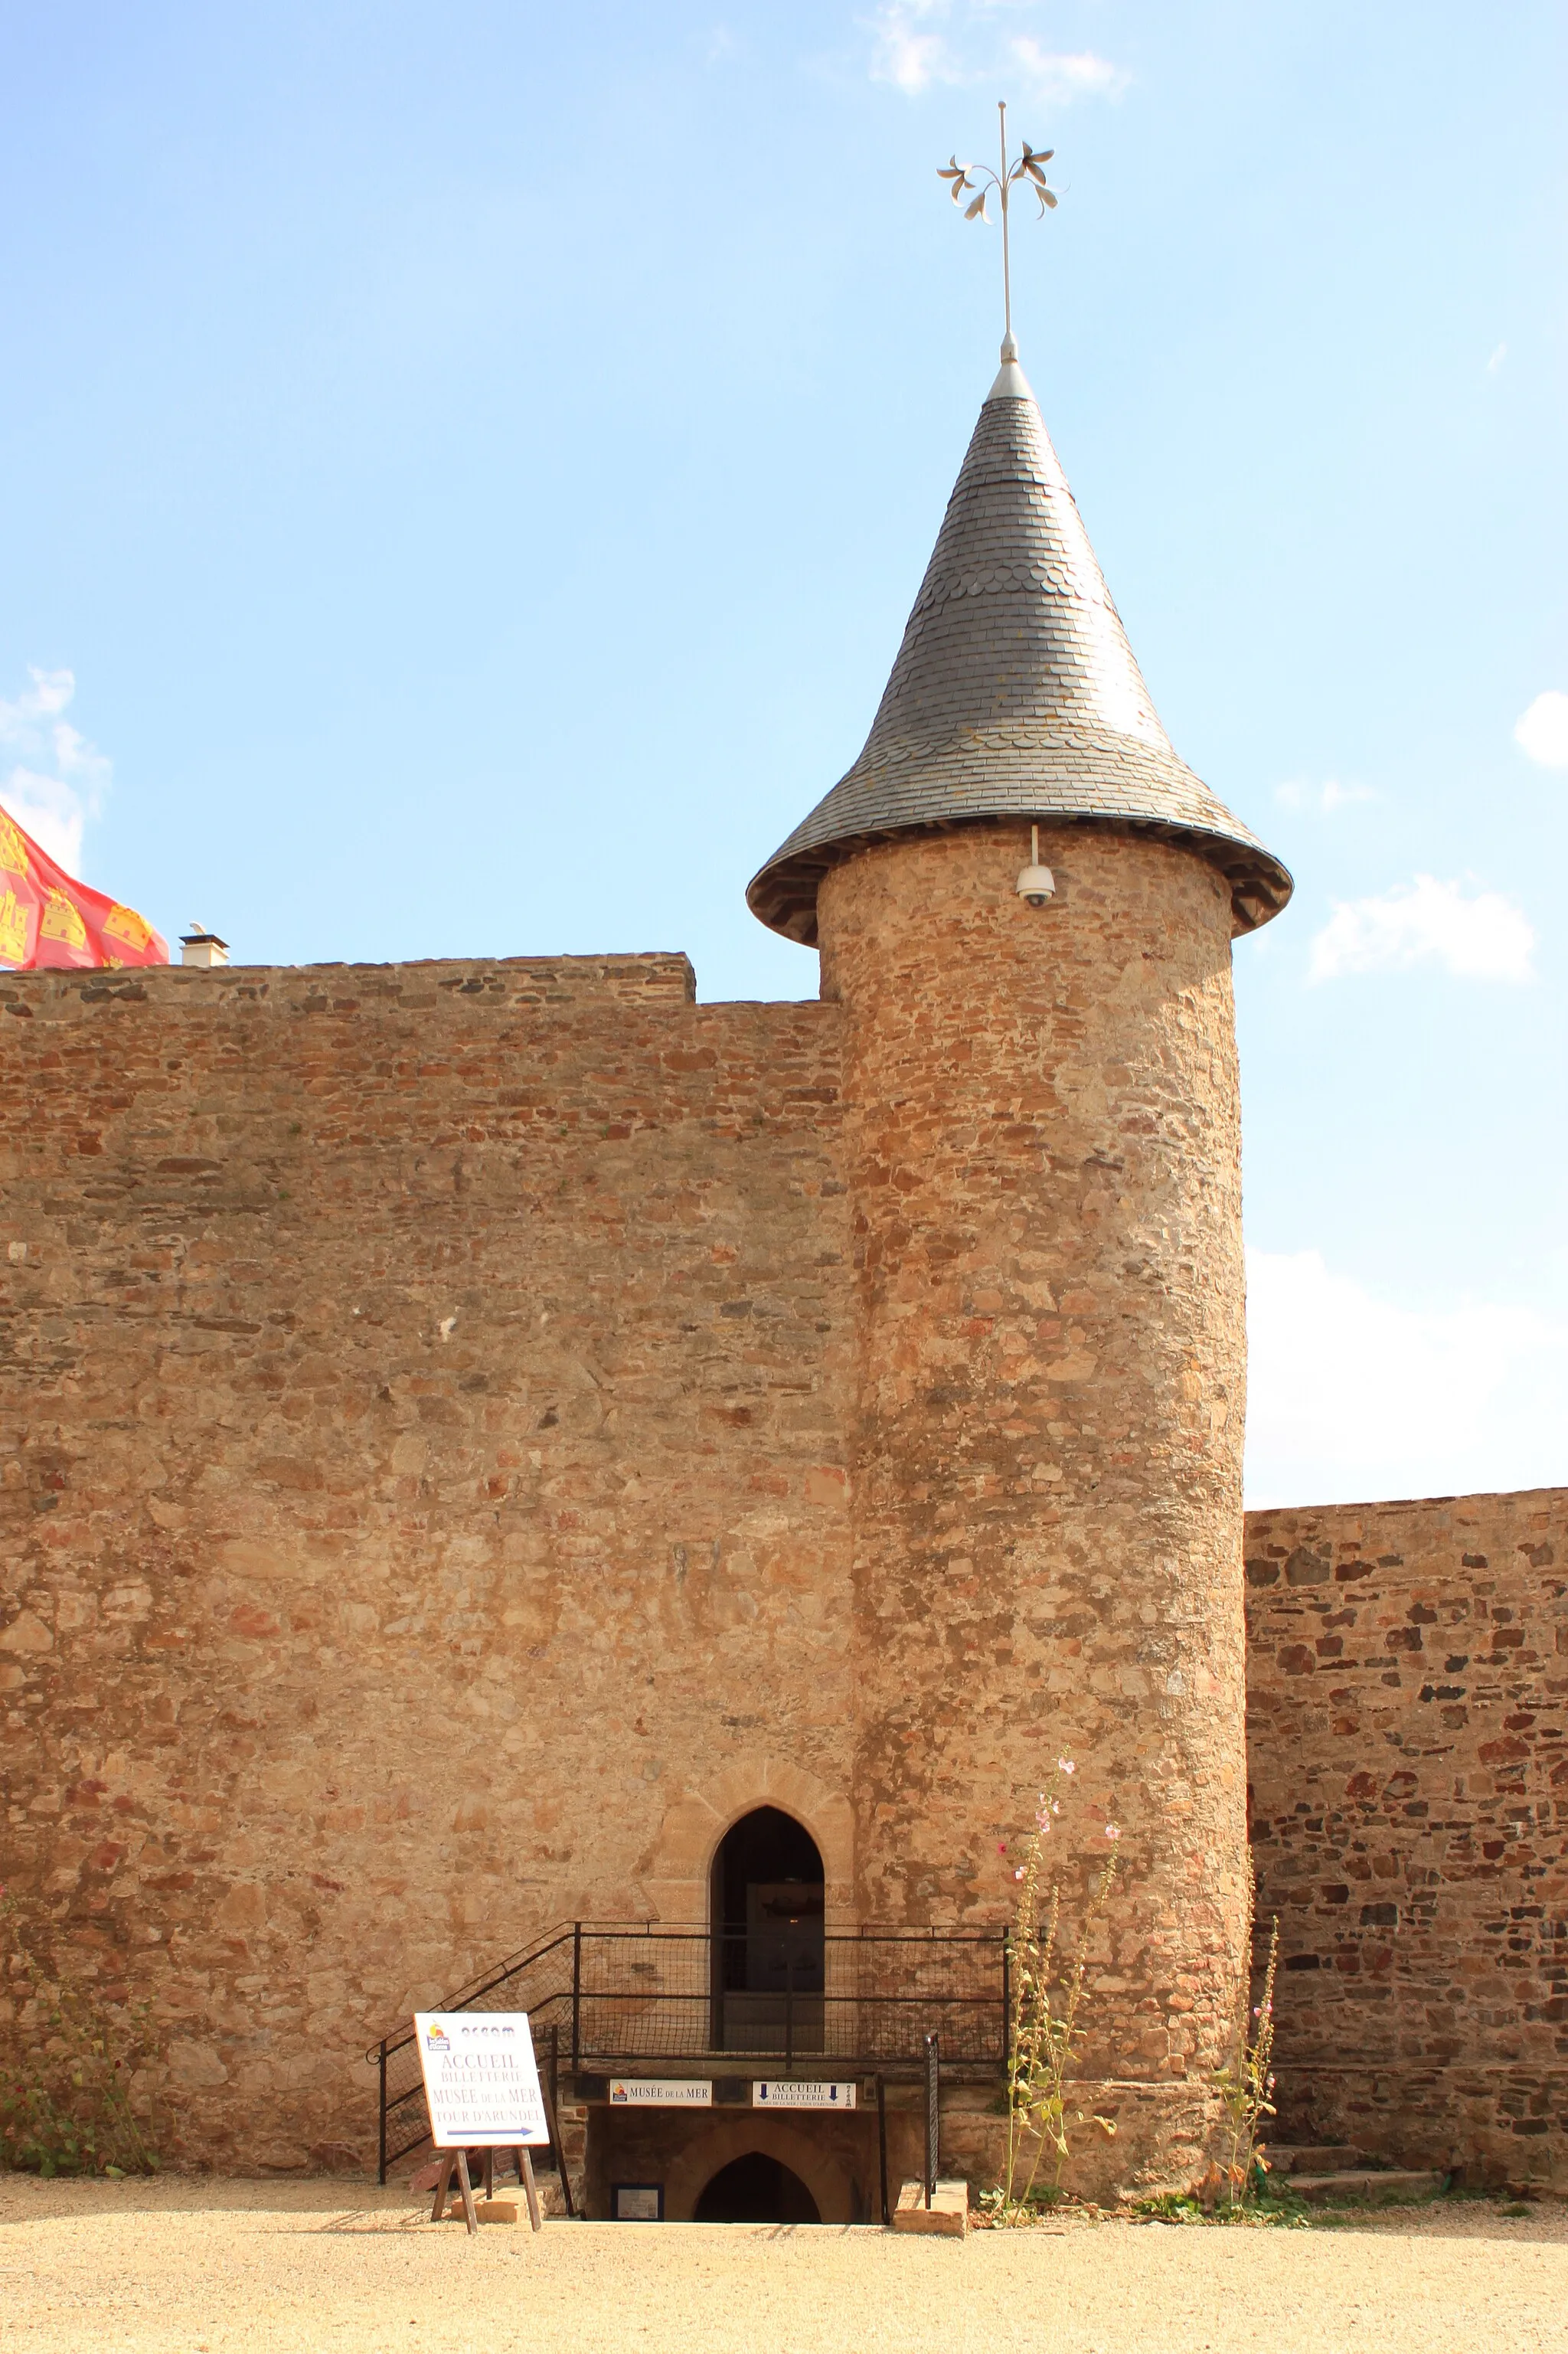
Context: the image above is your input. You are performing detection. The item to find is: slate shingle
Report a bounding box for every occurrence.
[748,378,1292,943]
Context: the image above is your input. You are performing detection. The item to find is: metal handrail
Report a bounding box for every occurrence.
[367,1920,1008,2183]
[365,1920,1005,2058]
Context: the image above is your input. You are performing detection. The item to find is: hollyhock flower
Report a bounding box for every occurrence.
[1105,1823,1121,1841]
[1058,1759,1075,1775]
[1014,1866,1025,1882]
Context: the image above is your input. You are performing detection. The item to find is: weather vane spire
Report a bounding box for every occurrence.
[939,100,1057,358]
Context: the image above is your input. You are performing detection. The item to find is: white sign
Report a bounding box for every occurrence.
[413,2012,550,2149]
[753,2081,858,2110]
[609,2078,713,2107]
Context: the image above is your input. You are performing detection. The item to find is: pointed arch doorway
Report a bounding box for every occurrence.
[694,2151,822,2223]
[710,1806,825,2054]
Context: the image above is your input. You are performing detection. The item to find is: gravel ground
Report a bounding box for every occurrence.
[1,2177,1564,2354]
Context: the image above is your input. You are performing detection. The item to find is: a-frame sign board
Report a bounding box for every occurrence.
[414,2011,554,2238]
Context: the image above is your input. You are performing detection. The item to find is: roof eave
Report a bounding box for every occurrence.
[746,810,1294,947]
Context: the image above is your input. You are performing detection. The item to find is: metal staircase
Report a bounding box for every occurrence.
[367,1919,1008,2184]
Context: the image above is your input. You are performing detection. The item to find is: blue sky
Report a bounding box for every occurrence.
[2,0,1563,1507]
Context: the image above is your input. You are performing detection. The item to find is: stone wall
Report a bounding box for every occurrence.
[1245,1488,1568,2188]
[0,956,853,2169]
[5,945,1561,2196]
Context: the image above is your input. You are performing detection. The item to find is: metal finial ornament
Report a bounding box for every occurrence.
[938,99,1057,348]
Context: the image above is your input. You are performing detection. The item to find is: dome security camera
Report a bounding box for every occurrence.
[1016,825,1056,908]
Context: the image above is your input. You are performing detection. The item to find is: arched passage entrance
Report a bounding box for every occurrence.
[710,1806,825,2053]
[662,2114,861,2224]
[694,2151,822,2224]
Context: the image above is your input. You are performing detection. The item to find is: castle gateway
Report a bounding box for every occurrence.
[2,334,1563,2212]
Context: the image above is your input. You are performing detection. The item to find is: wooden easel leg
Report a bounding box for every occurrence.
[430,2155,455,2224]
[521,2147,542,2234]
[482,2150,495,2201]
[454,2148,479,2236]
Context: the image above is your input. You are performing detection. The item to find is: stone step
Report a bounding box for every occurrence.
[439,2199,519,2225]
[1266,2144,1362,2176]
[1290,2170,1446,2205]
[893,2179,970,2238]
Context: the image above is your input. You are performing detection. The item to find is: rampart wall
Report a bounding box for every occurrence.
[1246,1489,1567,2188]
[0,957,853,2168]
[2,953,1563,2189]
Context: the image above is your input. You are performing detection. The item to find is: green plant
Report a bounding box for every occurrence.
[1132,2173,1312,2230]
[1210,1888,1279,2209]
[974,2179,1067,2228]
[0,1888,160,2176]
[996,1760,1121,2219]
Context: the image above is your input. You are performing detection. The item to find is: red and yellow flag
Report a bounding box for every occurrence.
[0,803,168,971]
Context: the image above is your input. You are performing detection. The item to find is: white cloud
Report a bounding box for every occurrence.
[1274,777,1375,816]
[1007,38,1129,103]
[1514,688,1568,769]
[872,2,949,93]
[868,3,1125,104]
[0,666,76,734]
[0,665,109,875]
[1486,342,1508,374]
[1308,874,1534,985]
[1245,1247,1568,1508]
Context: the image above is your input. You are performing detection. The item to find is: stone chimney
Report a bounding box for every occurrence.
[179,924,229,969]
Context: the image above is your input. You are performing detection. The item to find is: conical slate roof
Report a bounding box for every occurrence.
[747,347,1292,943]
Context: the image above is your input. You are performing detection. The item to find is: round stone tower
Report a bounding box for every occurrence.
[749,338,1292,2185]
